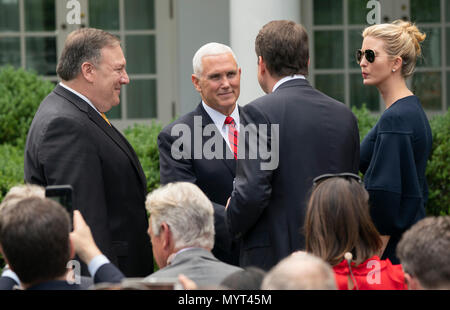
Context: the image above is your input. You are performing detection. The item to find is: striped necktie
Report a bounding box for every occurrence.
[101,112,111,126]
[224,116,238,159]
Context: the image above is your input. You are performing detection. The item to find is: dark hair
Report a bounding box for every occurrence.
[255,20,309,77]
[0,197,71,284]
[396,216,450,289]
[220,267,266,290]
[304,178,382,266]
[56,28,120,81]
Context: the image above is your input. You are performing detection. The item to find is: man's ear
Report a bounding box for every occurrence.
[81,62,96,83]
[160,222,173,251]
[191,74,202,93]
[258,56,266,75]
[68,238,75,260]
[0,244,12,271]
[404,273,422,290]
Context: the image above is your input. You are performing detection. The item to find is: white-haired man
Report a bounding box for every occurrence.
[67,182,242,287]
[144,182,242,286]
[261,251,337,290]
[157,42,242,266]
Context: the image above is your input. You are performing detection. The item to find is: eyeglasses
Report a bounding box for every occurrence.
[313,172,362,187]
[356,49,376,64]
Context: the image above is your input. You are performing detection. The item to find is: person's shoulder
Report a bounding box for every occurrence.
[160,106,202,135]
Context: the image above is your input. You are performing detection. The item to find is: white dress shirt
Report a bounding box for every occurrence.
[201,101,240,151]
[272,74,306,92]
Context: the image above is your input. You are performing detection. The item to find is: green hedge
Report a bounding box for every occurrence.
[0,66,55,147]
[425,110,450,216]
[124,122,162,194]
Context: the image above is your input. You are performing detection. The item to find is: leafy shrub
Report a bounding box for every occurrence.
[0,143,24,202]
[124,122,163,194]
[426,110,450,216]
[0,66,55,147]
[352,104,379,142]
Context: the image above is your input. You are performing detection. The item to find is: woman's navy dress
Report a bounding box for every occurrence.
[360,95,432,264]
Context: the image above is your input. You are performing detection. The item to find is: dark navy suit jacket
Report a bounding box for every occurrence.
[226,79,360,270]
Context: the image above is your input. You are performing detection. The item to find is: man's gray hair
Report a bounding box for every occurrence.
[192,42,238,76]
[397,216,450,289]
[261,251,337,290]
[0,184,45,212]
[145,182,215,250]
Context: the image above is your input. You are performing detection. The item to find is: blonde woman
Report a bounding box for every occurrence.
[358,20,432,264]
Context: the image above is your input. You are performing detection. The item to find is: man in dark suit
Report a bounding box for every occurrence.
[24,28,152,277]
[158,43,242,265]
[0,196,123,290]
[226,20,360,270]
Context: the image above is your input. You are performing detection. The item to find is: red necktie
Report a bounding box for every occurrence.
[224,116,238,159]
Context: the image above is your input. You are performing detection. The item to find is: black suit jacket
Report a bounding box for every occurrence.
[158,103,240,265]
[24,85,153,277]
[226,79,360,270]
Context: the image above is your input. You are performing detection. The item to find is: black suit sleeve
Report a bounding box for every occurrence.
[94,263,125,284]
[226,104,275,239]
[158,129,197,185]
[38,117,114,261]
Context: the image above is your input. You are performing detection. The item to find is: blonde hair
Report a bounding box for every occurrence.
[363,20,426,78]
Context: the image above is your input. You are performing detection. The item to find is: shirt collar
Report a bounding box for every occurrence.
[272,74,306,92]
[201,101,240,130]
[59,82,102,116]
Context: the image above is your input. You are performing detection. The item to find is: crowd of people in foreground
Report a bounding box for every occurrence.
[0,181,448,290]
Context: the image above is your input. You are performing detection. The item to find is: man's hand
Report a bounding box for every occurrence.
[70,210,102,264]
[225,197,231,210]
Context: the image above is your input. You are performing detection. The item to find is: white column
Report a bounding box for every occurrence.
[230,0,301,106]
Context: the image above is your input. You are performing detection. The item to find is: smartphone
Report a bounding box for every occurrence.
[45,185,73,229]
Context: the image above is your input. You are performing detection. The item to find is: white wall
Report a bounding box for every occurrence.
[230,0,301,106]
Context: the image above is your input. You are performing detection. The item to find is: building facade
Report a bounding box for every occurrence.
[0,0,448,129]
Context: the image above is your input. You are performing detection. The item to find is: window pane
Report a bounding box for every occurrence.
[349,29,364,69]
[313,0,342,25]
[417,28,441,68]
[447,72,450,109]
[125,0,155,30]
[447,0,450,21]
[314,31,344,69]
[127,80,157,118]
[0,37,20,67]
[411,0,441,23]
[24,0,55,31]
[25,37,57,76]
[125,35,156,74]
[89,0,119,30]
[447,28,450,66]
[350,73,379,111]
[315,74,345,103]
[412,72,442,110]
[0,0,19,31]
[348,0,368,25]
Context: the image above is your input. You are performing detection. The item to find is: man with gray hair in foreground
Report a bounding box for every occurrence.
[396,216,450,290]
[69,182,242,287]
[144,182,242,286]
[261,251,337,290]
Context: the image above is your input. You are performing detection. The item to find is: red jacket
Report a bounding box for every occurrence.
[333,256,407,290]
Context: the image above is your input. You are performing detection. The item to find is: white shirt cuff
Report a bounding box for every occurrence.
[88,254,110,277]
[1,268,21,286]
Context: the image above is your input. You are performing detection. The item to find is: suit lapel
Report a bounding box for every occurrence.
[88,109,147,190]
[197,104,236,176]
[54,85,147,190]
